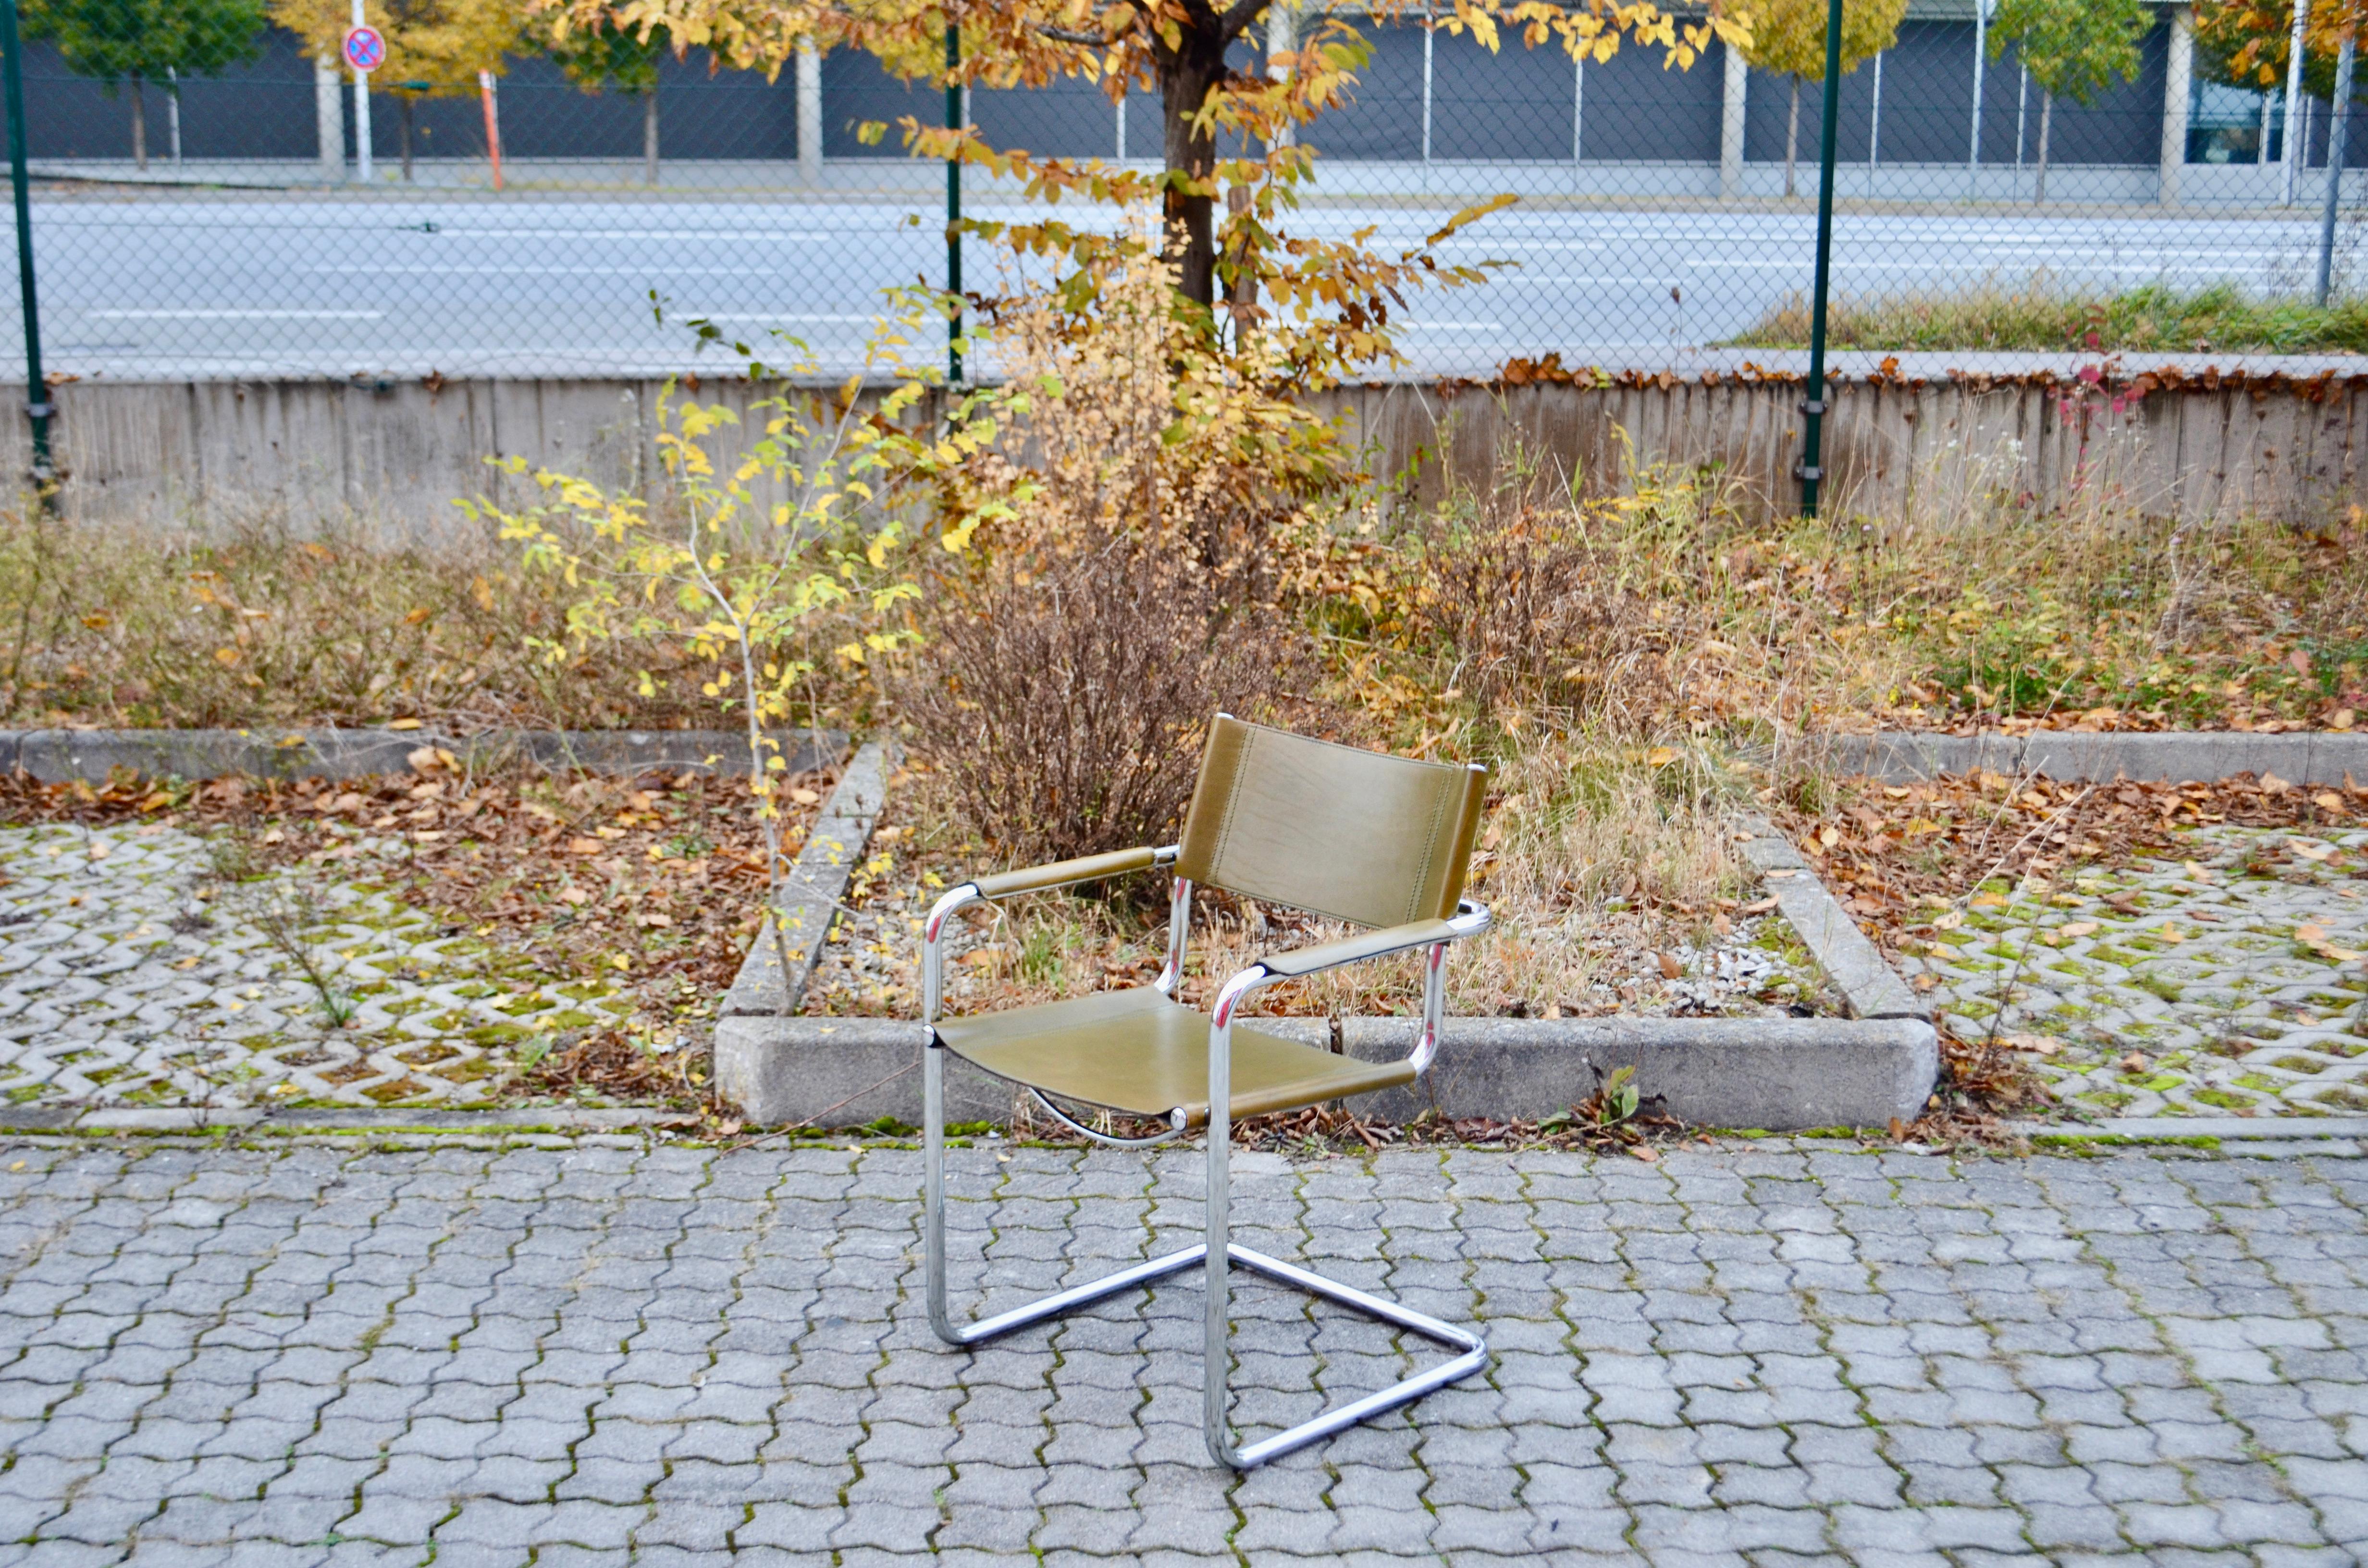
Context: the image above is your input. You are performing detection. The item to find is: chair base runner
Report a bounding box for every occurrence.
[927,1237,1488,1469]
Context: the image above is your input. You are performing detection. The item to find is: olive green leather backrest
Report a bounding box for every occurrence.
[1176,714,1488,930]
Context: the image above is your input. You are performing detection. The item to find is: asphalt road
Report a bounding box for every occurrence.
[1,192,2346,380]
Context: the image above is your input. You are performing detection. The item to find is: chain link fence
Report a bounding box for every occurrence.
[2,4,2363,383]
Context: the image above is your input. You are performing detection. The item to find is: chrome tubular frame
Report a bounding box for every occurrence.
[1201,956,1488,1468]
[1154,876,1193,995]
[924,861,1493,1468]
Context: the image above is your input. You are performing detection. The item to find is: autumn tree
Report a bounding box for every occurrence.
[272,0,524,180]
[1736,0,1903,198]
[1989,0,2147,203]
[22,0,269,170]
[542,13,669,183]
[533,0,1746,339]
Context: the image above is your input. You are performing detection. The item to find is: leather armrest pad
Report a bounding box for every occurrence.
[971,845,1161,900]
[1256,918,1462,978]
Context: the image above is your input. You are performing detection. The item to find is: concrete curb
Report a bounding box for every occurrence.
[706,1014,1939,1133]
[0,726,846,784]
[1735,815,1927,1023]
[1824,730,2368,787]
[713,741,891,1034]
[708,773,1939,1131]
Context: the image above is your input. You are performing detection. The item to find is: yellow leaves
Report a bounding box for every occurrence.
[212,647,241,667]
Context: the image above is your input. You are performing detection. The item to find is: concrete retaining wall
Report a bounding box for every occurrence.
[9,364,2367,532]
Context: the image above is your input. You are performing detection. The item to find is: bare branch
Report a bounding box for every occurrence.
[1217,0,1270,42]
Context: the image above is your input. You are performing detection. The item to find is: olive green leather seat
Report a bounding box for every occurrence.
[919,713,1495,1471]
[936,987,1416,1127]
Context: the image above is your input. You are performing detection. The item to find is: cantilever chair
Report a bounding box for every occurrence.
[920,713,1493,1469]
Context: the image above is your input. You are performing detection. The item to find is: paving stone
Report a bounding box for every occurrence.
[1,1142,2363,1564]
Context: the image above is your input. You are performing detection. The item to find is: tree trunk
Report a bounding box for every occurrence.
[1785,75,1800,199]
[642,89,660,185]
[129,76,147,171]
[1153,18,1229,310]
[400,96,415,183]
[2035,89,2052,204]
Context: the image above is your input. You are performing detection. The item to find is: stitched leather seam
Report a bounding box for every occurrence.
[1406,771,1454,924]
[1209,725,1254,889]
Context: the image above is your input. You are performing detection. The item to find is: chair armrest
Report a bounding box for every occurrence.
[1255,918,1464,978]
[970,845,1174,901]
[1255,903,1492,979]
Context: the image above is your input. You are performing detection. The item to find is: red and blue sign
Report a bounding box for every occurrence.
[341,25,385,74]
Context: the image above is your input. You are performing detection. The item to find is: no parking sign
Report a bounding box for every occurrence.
[342,25,385,74]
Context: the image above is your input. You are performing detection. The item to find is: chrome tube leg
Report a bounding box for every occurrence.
[925,1040,958,1345]
[1204,1006,1235,1467]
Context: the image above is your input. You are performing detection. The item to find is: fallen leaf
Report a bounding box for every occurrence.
[1630,1145,1659,1163]
[2316,791,2346,811]
[1656,951,1683,980]
[568,837,605,854]
[2002,1034,2061,1055]
[2158,924,2186,944]
[2291,841,2335,862]
[2183,860,2214,883]
[1741,896,1777,915]
[790,787,822,806]
[2119,1052,2149,1072]
[2296,923,2331,943]
[560,887,591,906]
[2057,921,2098,938]
[1887,1117,1906,1139]
[1818,825,1840,847]
[1931,910,1964,931]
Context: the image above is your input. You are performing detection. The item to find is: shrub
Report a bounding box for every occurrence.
[897,233,1317,863]
[899,530,1303,864]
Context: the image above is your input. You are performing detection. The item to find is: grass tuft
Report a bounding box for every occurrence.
[1728,276,2368,355]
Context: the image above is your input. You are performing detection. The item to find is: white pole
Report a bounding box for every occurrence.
[350,0,372,184]
[1421,9,1434,165]
[314,53,343,184]
[2286,0,2312,205]
[166,66,180,164]
[2161,4,2193,208]
[1115,93,1125,161]
[1572,53,1584,166]
[1719,37,1746,198]
[2016,61,2028,176]
[796,40,821,184]
[1869,49,1883,190]
[1969,0,1987,199]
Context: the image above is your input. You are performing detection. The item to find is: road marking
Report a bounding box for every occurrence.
[302,266,803,276]
[86,309,385,320]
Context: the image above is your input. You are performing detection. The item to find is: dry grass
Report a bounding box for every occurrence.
[0,506,877,732]
[1729,277,2368,356]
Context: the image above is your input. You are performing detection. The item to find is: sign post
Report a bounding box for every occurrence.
[478,70,502,191]
[343,2,382,184]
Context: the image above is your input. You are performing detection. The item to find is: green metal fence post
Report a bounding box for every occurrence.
[946,18,962,386]
[0,0,50,491]
[1798,0,1845,518]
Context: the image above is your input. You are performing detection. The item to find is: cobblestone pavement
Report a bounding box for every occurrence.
[0,825,620,1112]
[2,1138,2364,1565]
[1898,825,2368,1120]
